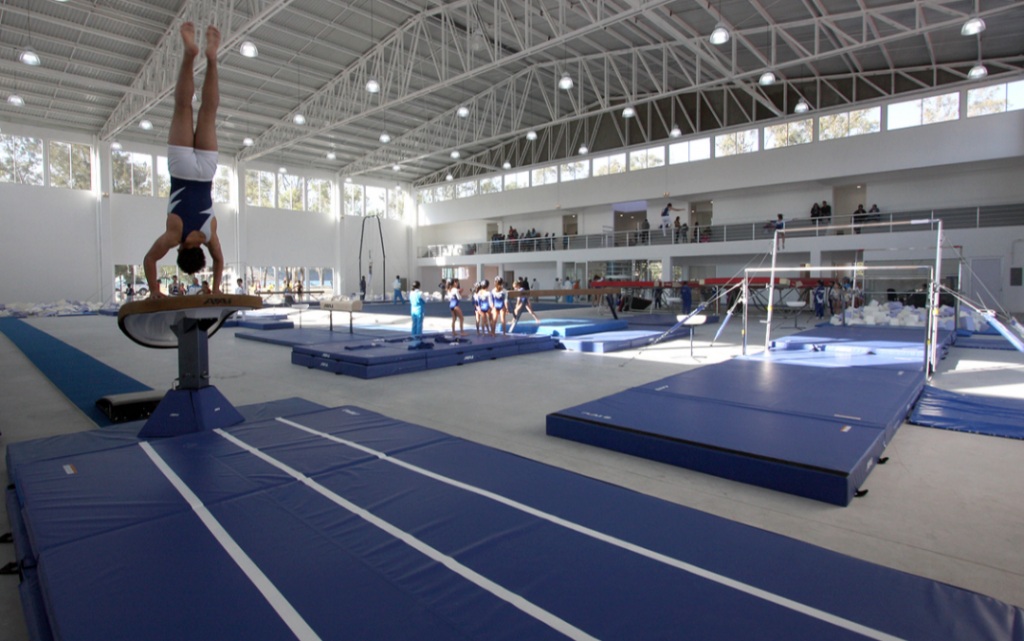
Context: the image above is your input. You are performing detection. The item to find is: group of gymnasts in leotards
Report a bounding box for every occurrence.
[445,276,541,336]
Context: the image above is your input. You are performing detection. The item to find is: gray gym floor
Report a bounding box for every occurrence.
[2,306,1022,640]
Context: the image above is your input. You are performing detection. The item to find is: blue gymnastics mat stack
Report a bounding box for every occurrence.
[235,326,412,347]
[6,403,1022,640]
[549,326,937,506]
[293,333,558,379]
[511,317,627,336]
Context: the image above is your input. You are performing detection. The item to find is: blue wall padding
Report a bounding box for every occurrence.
[910,386,1024,440]
[7,405,1022,640]
[0,318,151,427]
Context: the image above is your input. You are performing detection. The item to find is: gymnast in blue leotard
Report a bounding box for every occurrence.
[472,282,483,335]
[447,279,466,335]
[491,277,509,336]
[143,22,225,297]
[477,280,493,336]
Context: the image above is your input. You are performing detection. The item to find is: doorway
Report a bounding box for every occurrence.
[833,184,867,230]
[562,213,578,235]
[970,258,1002,309]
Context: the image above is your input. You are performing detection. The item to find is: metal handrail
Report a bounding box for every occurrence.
[418,203,1024,259]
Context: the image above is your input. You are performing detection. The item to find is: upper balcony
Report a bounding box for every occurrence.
[418,203,1024,262]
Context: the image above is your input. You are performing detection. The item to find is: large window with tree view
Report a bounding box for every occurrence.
[0,134,44,186]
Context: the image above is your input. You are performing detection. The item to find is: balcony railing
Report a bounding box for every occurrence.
[419,203,1024,259]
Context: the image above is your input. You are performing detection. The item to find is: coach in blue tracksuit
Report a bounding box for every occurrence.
[410,281,425,336]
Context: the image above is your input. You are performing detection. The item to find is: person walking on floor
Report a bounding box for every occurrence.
[393,276,405,304]
[410,281,425,337]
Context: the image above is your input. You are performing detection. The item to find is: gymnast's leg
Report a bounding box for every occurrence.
[194,25,221,152]
[169,23,199,148]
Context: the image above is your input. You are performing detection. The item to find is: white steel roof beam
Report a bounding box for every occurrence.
[237,0,682,161]
[99,0,300,141]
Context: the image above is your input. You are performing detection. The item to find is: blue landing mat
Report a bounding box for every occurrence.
[548,356,926,506]
[293,333,557,379]
[511,317,628,336]
[236,318,294,330]
[627,314,720,327]
[7,405,1022,640]
[235,327,416,347]
[559,330,664,353]
[909,386,1024,440]
[0,318,151,427]
[954,336,1018,350]
[5,397,325,641]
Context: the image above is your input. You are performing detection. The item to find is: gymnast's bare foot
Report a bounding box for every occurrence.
[181,22,199,58]
[205,25,221,59]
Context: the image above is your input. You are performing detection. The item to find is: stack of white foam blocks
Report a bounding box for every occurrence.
[0,300,102,318]
[829,300,959,330]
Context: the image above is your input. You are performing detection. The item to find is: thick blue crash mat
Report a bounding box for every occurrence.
[293,333,557,379]
[235,327,411,347]
[4,397,326,641]
[511,317,627,337]
[909,386,1024,440]
[7,405,1022,641]
[559,330,665,353]
[548,358,926,506]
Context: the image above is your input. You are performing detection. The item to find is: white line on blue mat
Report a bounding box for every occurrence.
[139,442,322,641]
[215,428,599,641]
[274,416,907,641]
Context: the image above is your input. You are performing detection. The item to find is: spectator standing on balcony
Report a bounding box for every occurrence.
[680,221,689,243]
[868,204,881,224]
[811,202,821,225]
[820,200,832,230]
[640,218,651,244]
[853,204,867,234]
[673,216,681,242]
[661,203,683,236]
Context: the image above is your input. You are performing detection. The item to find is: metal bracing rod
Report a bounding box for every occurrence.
[238,0,683,162]
[397,48,1023,185]
[409,57,1024,185]
[246,0,1017,165]
[99,0,299,141]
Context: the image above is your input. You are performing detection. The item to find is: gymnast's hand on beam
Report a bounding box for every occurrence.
[149,290,167,300]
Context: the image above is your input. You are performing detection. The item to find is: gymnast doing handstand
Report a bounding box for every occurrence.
[144,22,225,298]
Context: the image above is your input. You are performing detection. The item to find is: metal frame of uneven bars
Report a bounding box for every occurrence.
[743,264,939,377]
[766,217,943,378]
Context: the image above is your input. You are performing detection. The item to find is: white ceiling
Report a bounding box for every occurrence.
[2,0,1022,185]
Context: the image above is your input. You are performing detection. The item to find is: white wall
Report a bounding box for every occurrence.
[0,118,414,305]
[419,107,1024,227]
[0,183,102,302]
